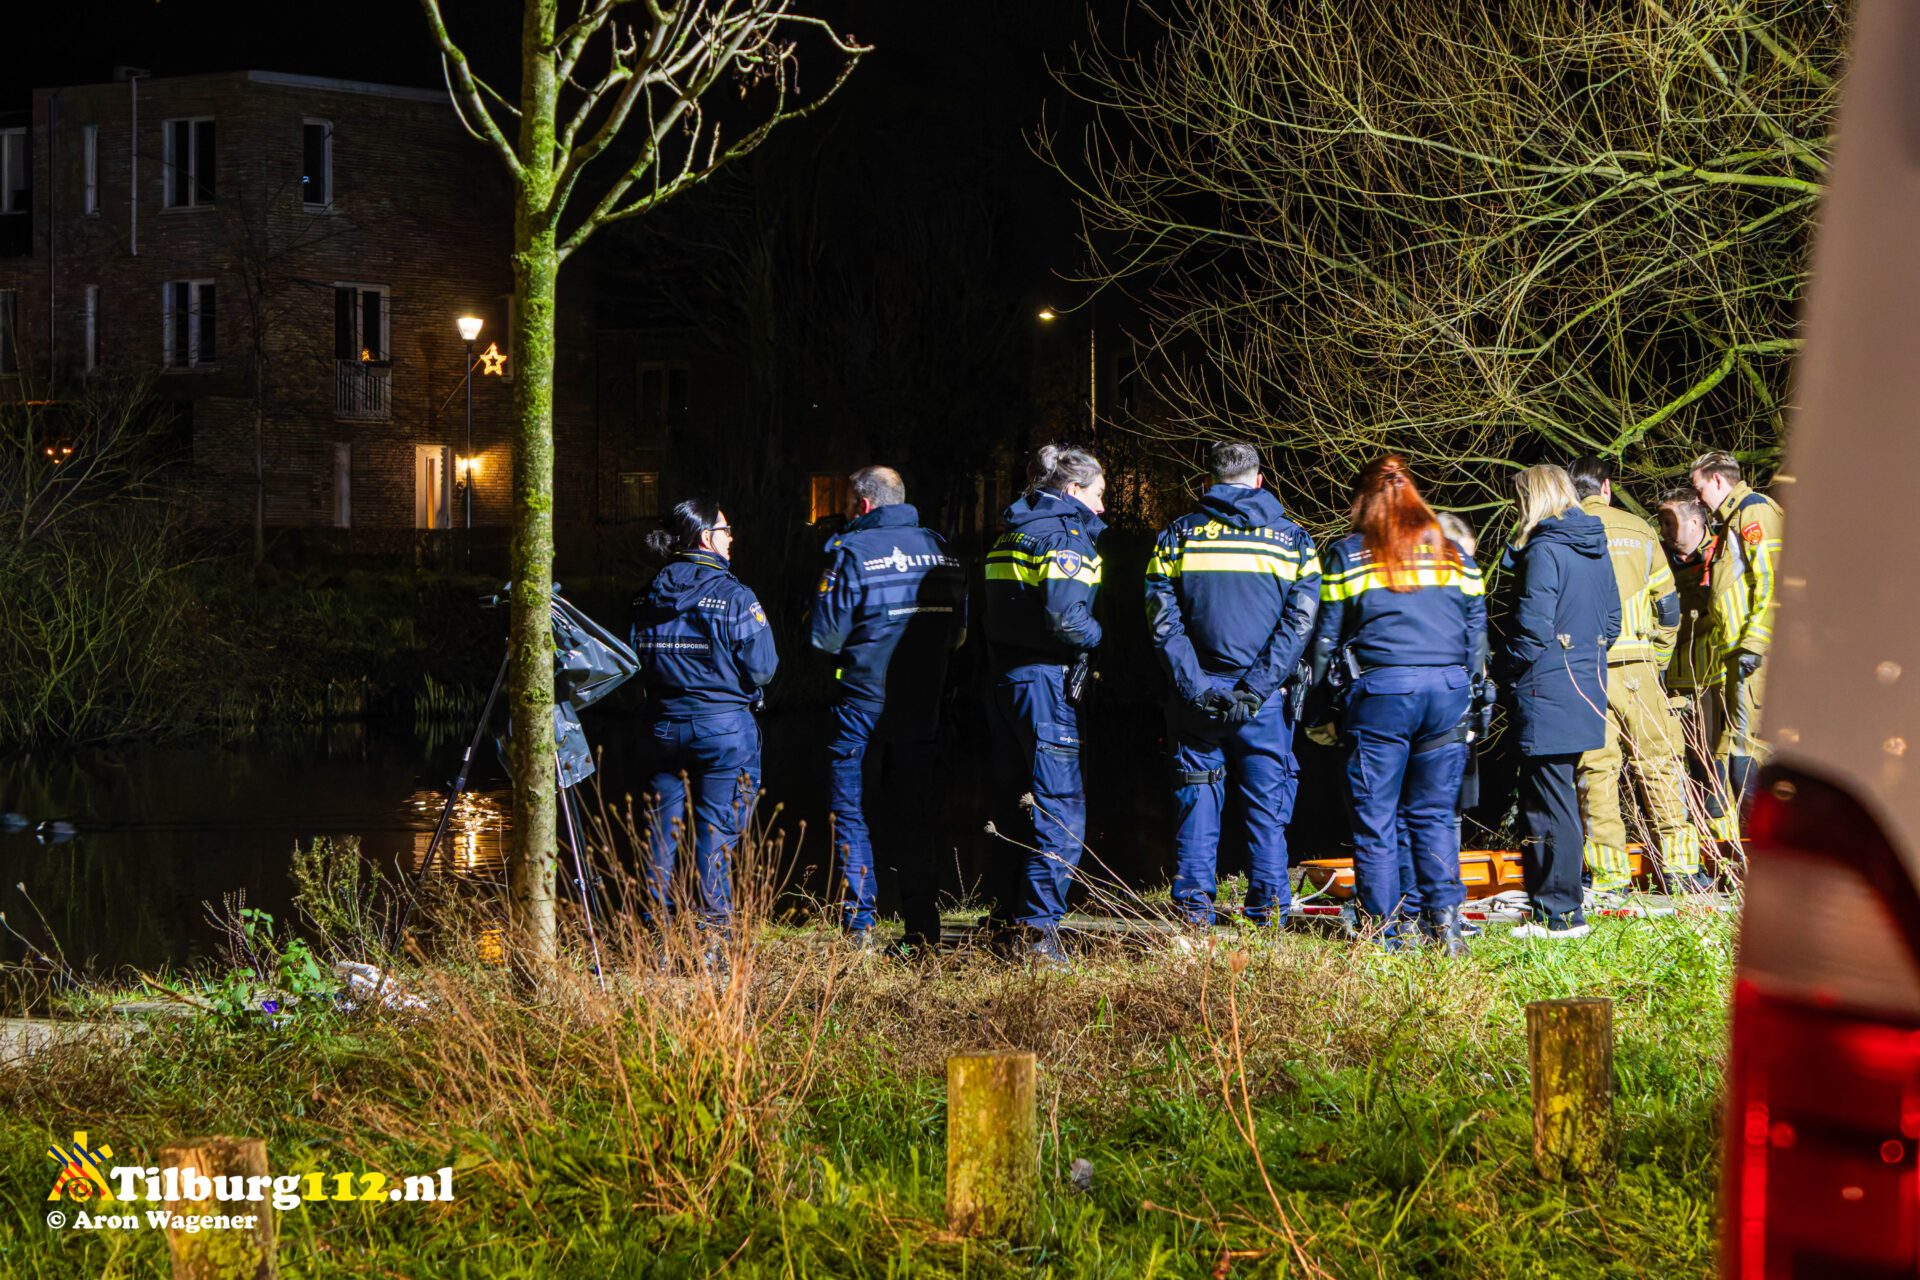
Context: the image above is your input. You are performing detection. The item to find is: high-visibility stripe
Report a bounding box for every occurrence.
[1175,550,1311,579]
[1322,566,1485,601]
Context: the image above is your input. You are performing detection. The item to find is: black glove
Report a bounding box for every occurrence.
[1195,688,1235,722]
[1223,689,1264,726]
[1737,651,1763,680]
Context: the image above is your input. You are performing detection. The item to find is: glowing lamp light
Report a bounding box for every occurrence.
[1037,307,1058,321]
[43,444,74,465]
[456,315,484,343]
[478,342,507,376]
[455,455,482,484]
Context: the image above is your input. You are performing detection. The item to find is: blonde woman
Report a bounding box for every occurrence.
[1493,465,1620,939]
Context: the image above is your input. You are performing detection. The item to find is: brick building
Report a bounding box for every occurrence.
[0,69,572,546]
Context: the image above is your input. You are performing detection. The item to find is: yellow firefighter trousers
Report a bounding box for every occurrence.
[1577,660,1697,889]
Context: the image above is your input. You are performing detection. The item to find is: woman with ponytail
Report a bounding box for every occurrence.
[1307,455,1487,954]
[629,497,779,931]
[980,443,1107,969]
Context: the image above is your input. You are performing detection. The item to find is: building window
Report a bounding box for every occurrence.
[334,284,388,363]
[301,120,331,209]
[0,128,27,258]
[637,361,690,436]
[162,118,215,208]
[617,471,660,523]
[163,279,217,368]
[332,443,351,528]
[82,125,99,216]
[0,290,19,375]
[83,285,99,373]
[809,472,851,524]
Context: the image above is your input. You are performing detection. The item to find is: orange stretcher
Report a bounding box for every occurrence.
[1297,847,1654,901]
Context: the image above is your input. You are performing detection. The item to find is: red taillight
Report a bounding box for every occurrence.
[1725,765,1920,1278]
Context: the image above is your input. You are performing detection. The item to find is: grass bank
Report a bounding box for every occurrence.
[1,902,1728,1278]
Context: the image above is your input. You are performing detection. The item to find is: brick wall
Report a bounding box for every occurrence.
[0,71,609,534]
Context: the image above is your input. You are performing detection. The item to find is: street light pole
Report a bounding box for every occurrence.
[456,315,483,568]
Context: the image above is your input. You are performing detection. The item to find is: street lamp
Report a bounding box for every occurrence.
[1036,304,1095,433]
[456,316,483,549]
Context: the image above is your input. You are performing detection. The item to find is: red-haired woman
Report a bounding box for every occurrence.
[1308,456,1488,953]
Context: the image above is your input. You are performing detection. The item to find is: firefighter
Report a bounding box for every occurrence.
[1564,455,1702,899]
[1689,450,1786,835]
[982,444,1106,969]
[1307,455,1486,954]
[629,498,779,928]
[1496,465,1621,939]
[1144,440,1319,928]
[809,465,967,955]
[1657,489,1723,838]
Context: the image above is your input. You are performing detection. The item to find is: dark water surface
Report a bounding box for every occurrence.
[0,697,1372,973]
[0,702,1228,971]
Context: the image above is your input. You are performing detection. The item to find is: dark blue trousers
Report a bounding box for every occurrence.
[1340,665,1470,925]
[827,695,941,943]
[640,709,761,927]
[989,663,1085,929]
[1169,674,1299,925]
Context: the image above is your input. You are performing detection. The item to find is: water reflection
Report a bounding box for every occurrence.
[407,790,509,878]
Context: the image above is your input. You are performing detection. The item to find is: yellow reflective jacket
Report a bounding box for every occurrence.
[1708,480,1786,658]
[1581,495,1679,667]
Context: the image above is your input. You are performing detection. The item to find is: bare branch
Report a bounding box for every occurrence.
[419,0,524,174]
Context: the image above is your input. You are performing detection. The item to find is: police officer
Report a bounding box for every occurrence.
[1565,455,1699,898]
[630,498,778,928]
[1689,450,1786,836]
[809,466,966,954]
[1144,440,1319,928]
[1308,455,1486,953]
[982,444,1105,968]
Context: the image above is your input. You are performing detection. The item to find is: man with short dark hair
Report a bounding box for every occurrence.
[810,465,966,953]
[1689,450,1786,835]
[1565,454,1697,896]
[1144,439,1319,927]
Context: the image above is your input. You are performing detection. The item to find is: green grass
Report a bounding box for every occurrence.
[0,910,1730,1278]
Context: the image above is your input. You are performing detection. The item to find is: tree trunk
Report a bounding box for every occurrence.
[506,0,561,966]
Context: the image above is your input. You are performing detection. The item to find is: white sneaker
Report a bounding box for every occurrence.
[1510,919,1592,940]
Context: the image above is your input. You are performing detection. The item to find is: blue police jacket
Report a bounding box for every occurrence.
[808,503,967,716]
[1310,530,1488,680]
[630,550,779,719]
[982,488,1106,667]
[1493,510,1621,756]
[1144,483,1321,703]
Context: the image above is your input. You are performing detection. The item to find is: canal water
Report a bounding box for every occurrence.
[5,698,1361,974]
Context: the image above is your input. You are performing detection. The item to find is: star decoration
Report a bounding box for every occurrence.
[479,342,508,376]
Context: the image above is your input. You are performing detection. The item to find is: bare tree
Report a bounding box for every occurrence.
[1041,0,1845,529]
[418,0,867,961]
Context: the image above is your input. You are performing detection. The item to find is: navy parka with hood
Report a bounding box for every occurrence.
[1144,483,1320,924]
[1494,511,1622,757]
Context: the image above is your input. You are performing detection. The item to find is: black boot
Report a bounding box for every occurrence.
[1422,904,1468,957]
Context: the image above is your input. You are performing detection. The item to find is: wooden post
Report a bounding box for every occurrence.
[1526,998,1614,1179]
[158,1136,277,1280]
[946,1050,1038,1241]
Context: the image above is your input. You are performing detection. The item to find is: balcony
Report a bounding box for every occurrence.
[335,360,391,421]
